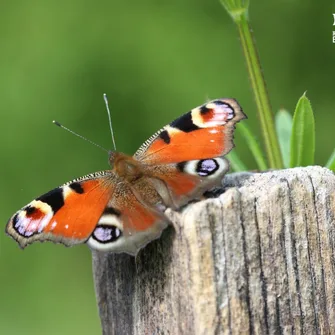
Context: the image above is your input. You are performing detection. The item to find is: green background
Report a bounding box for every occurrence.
[1,1,334,334]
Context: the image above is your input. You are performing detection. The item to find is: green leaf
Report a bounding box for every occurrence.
[290,93,315,167]
[326,149,335,171]
[275,109,293,168]
[238,123,268,170]
[227,151,248,172]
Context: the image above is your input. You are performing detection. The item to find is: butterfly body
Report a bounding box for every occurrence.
[6,98,246,255]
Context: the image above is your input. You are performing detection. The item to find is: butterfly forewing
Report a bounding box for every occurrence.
[6,172,113,248]
[134,99,246,164]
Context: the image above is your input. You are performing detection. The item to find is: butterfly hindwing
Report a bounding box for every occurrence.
[143,157,230,209]
[87,181,168,255]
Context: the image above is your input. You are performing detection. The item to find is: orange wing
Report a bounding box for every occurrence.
[134,99,246,165]
[6,171,113,248]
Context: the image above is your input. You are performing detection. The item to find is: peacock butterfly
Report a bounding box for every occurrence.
[6,98,246,255]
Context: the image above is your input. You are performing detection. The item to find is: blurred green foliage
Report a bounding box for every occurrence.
[275,109,293,168]
[1,1,335,334]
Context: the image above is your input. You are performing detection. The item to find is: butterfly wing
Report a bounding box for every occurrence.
[6,171,168,255]
[134,99,246,165]
[6,172,113,248]
[134,99,245,208]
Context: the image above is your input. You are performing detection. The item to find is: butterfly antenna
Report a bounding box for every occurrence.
[53,121,109,152]
[103,93,117,151]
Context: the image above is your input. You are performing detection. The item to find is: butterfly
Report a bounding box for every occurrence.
[6,98,246,255]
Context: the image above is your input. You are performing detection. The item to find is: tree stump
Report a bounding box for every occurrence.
[92,166,335,335]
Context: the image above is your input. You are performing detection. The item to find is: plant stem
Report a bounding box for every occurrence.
[236,13,283,168]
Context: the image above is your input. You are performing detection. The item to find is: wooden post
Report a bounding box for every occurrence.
[92,166,335,334]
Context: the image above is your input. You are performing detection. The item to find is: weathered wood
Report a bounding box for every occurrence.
[92,166,335,335]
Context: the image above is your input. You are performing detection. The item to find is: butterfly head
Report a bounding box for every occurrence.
[108,150,116,166]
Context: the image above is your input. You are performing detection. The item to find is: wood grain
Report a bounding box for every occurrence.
[92,166,335,335]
